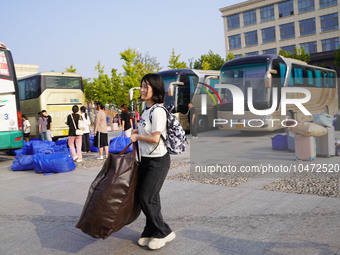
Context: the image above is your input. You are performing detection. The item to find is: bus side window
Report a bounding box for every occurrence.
[314,70,322,87]
[323,72,328,88]
[18,80,25,100]
[294,67,303,86]
[328,72,335,88]
[279,63,287,86]
[288,70,294,86]
[306,69,314,86]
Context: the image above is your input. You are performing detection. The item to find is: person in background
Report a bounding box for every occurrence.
[94,101,108,160]
[22,115,31,142]
[130,73,175,250]
[66,105,83,163]
[120,104,133,137]
[42,110,53,141]
[80,106,91,153]
[38,111,48,141]
[188,102,197,138]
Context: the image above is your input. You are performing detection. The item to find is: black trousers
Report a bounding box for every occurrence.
[138,153,172,238]
[82,133,91,152]
[190,120,197,137]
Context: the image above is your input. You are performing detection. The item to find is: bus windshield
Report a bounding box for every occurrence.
[220,63,269,109]
[162,76,177,109]
[44,76,82,89]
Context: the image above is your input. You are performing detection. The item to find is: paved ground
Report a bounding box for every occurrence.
[0,129,340,255]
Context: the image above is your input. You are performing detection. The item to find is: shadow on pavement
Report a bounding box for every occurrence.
[25,196,98,253]
[181,229,335,255]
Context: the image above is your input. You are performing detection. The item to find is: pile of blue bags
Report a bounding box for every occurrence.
[11,139,76,174]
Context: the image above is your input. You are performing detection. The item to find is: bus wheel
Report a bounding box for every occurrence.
[197,115,208,132]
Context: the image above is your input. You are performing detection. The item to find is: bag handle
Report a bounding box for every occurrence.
[119,142,138,159]
[70,114,78,130]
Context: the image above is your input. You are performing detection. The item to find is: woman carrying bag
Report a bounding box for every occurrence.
[80,106,91,153]
[67,105,83,163]
[130,73,175,250]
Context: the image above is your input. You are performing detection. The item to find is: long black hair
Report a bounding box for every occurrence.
[140,73,165,103]
[80,106,87,119]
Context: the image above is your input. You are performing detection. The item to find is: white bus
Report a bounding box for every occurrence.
[0,41,23,150]
[158,69,220,131]
[217,55,338,131]
[18,72,85,139]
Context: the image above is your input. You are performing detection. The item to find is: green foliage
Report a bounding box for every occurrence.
[226,52,235,62]
[193,50,225,70]
[168,49,188,69]
[65,65,76,73]
[279,47,310,63]
[335,46,340,67]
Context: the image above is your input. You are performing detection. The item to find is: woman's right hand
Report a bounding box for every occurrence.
[132,129,138,135]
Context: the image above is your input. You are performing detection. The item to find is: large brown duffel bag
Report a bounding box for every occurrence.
[76,142,140,239]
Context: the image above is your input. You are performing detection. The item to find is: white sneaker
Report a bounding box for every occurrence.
[148,232,176,250]
[105,155,108,159]
[76,159,83,163]
[137,237,151,247]
[96,156,104,160]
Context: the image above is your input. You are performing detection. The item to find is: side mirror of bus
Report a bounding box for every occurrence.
[168,82,184,96]
[129,87,140,101]
[269,69,277,75]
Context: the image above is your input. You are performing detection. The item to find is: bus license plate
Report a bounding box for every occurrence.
[236,124,244,129]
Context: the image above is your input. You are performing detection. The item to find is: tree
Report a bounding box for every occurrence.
[135,51,161,73]
[279,47,310,63]
[168,49,188,69]
[65,65,76,73]
[120,48,147,102]
[193,50,225,70]
[90,62,113,105]
[226,52,235,62]
[335,45,340,67]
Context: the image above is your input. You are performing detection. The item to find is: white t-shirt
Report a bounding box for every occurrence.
[81,113,91,133]
[138,105,167,157]
[23,120,31,134]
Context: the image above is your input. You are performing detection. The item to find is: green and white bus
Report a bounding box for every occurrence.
[0,41,23,150]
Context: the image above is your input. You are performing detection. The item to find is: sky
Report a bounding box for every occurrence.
[2,0,243,79]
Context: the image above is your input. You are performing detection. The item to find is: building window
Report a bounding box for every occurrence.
[244,31,258,46]
[280,23,295,39]
[281,45,296,53]
[243,9,257,26]
[298,0,315,13]
[322,37,339,51]
[320,13,338,32]
[261,27,276,43]
[227,14,240,30]
[245,51,259,56]
[320,0,338,8]
[300,41,317,53]
[278,0,294,18]
[228,34,241,49]
[234,54,243,59]
[260,5,275,22]
[263,48,277,54]
[299,18,316,36]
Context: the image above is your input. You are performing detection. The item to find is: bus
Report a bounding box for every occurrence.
[0,41,23,150]
[18,72,85,139]
[158,69,220,131]
[216,55,338,131]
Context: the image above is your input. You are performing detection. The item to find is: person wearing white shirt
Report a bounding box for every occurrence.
[22,114,31,142]
[80,106,91,153]
[130,73,175,250]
